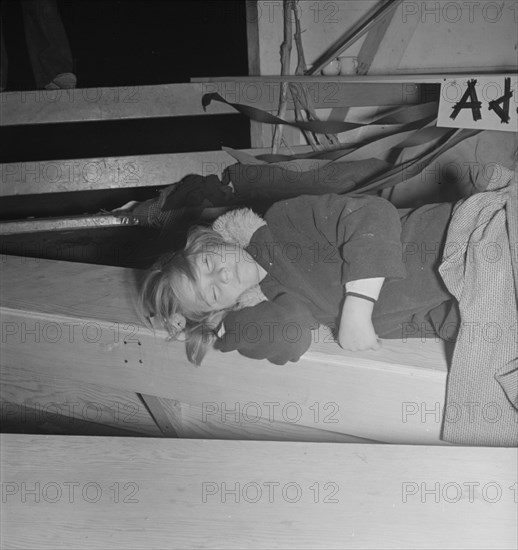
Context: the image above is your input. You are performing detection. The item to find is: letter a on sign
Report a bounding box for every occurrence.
[437,76,517,132]
[450,79,482,121]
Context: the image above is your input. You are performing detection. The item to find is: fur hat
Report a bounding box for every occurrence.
[212,208,268,308]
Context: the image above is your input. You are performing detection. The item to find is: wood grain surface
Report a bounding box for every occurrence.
[1,434,516,549]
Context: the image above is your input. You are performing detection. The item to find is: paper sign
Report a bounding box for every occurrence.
[438,76,517,132]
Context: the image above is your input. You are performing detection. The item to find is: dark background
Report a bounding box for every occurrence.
[1,0,251,234]
[1,0,251,163]
[3,0,249,90]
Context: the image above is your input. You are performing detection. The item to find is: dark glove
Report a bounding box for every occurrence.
[214,294,317,365]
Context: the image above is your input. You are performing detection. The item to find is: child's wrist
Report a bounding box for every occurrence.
[345,291,377,304]
[341,296,375,326]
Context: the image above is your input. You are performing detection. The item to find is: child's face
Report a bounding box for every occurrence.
[178,245,263,313]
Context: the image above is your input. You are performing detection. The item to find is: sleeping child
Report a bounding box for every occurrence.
[138,193,460,365]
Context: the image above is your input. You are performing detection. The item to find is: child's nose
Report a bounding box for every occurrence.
[218,267,232,284]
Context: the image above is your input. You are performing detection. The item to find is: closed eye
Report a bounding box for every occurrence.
[196,255,215,309]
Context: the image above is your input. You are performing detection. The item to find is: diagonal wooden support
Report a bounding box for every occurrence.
[328,1,410,128]
[306,0,404,75]
[356,0,400,75]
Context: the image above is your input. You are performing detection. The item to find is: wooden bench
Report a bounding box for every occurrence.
[1,253,449,444]
[1,433,516,549]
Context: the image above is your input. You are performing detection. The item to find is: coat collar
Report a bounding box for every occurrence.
[212,208,268,308]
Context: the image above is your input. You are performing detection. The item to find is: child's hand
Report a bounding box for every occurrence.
[338,319,380,351]
[338,296,381,352]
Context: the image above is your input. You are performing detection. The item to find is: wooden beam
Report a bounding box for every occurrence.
[245,1,261,77]
[245,0,266,148]
[0,401,151,437]
[0,78,422,127]
[198,79,421,108]
[0,84,234,126]
[138,394,179,437]
[327,1,401,136]
[306,0,404,75]
[2,434,517,549]
[0,215,139,236]
[356,1,400,75]
[365,1,421,75]
[1,358,373,442]
[0,364,162,437]
[0,147,313,197]
[153,397,378,443]
[192,73,514,83]
[1,255,450,444]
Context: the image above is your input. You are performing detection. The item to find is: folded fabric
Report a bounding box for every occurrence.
[439,164,518,446]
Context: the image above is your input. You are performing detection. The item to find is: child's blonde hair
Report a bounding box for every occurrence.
[137,226,231,365]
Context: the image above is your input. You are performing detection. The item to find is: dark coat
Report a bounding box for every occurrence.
[216,193,457,364]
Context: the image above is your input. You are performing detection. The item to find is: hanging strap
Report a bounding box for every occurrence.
[202,91,439,135]
[203,90,481,195]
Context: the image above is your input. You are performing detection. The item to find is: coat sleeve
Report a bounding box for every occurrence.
[214,294,317,365]
[267,193,407,284]
[335,194,406,283]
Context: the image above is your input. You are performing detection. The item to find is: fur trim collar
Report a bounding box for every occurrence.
[212,208,268,308]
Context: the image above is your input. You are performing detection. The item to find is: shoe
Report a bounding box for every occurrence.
[44,72,77,90]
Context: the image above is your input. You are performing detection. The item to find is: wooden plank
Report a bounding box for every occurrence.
[249,117,274,148]
[0,225,161,269]
[1,435,517,549]
[327,1,400,135]
[0,255,450,444]
[0,84,234,127]
[387,65,517,74]
[306,0,404,75]
[199,79,421,107]
[0,123,415,198]
[0,306,448,444]
[138,394,179,437]
[0,364,162,437]
[0,215,139,236]
[0,79,421,127]
[246,1,261,77]
[355,0,399,75]
[0,400,151,437]
[0,147,313,197]
[245,0,266,147]
[154,397,378,443]
[192,73,514,83]
[366,2,421,75]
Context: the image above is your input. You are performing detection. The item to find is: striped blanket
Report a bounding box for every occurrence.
[439,165,518,446]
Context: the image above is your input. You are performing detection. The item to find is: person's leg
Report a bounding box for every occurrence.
[21,0,75,89]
